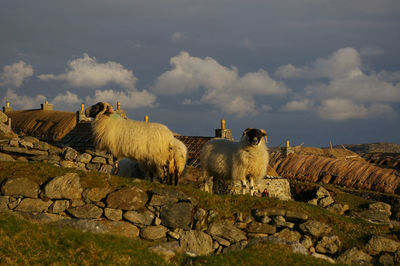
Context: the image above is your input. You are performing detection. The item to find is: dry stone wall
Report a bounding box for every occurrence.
[0,136,115,173]
[1,173,400,264]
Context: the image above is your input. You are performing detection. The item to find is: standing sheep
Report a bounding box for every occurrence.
[85,102,175,183]
[113,138,188,185]
[200,128,269,194]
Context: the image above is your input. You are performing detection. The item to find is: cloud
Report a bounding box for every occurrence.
[278,47,400,120]
[243,39,255,50]
[275,47,362,79]
[171,32,186,42]
[360,47,384,57]
[316,98,394,121]
[1,89,45,109]
[52,91,83,108]
[152,51,289,116]
[281,99,314,112]
[85,89,157,109]
[38,54,137,89]
[0,61,33,88]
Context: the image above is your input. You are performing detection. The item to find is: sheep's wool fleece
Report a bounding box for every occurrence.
[200,137,269,182]
[172,138,188,176]
[92,114,174,176]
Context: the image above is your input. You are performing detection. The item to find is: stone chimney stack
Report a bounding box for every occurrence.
[144,115,149,122]
[77,103,91,123]
[115,101,127,118]
[3,102,12,112]
[41,100,53,111]
[215,119,233,139]
[281,139,294,157]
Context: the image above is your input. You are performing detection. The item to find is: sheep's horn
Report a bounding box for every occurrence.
[243,128,252,135]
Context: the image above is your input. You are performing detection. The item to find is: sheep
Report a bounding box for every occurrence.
[200,128,269,194]
[112,138,187,185]
[168,138,188,185]
[85,102,176,183]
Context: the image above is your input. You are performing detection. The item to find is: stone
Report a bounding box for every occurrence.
[21,136,39,144]
[1,177,40,198]
[70,199,85,207]
[379,253,394,265]
[369,202,391,216]
[44,173,83,199]
[207,210,219,223]
[86,163,100,171]
[56,219,139,238]
[315,235,341,254]
[307,199,318,206]
[148,194,179,207]
[194,207,207,221]
[353,209,391,225]
[285,210,308,222]
[167,231,180,240]
[0,152,15,161]
[19,140,33,149]
[16,211,70,223]
[274,228,301,242]
[160,202,193,229]
[124,210,155,226]
[272,216,294,228]
[365,235,400,255]
[76,153,92,164]
[154,217,162,225]
[49,200,69,214]
[311,253,335,264]
[336,247,373,265]
[106,186,148,211]
[151,188,198,205]
[140,225,168,240]
[252,208,286,218]
[315,186,331,198]
[0,196,9,212]
[63,147,78,161]
[83,187,111,202]
[253,177,292,200]
[247,236,308,255]
[60,161,77,168]
[91,156,107,164]
[222,241,248,254]
[301,235,314,250]
[104,208,123,221]
[33,141,50,151]
[8,197,21,209]
[326,203,349,215]
[48,145,63,155]
[14,198,52,212]
[16,156,28,162]
[208,220,247,243]
[246,221,276,234]
[1,146,49,156]
[213,236,231,246]
[318,196,335,208]
[257,216,272,224]
[99,164,113,173]
[180,230,214,256]
[9,138,19,147]
[299,220,332,238]
[67,204,103,219]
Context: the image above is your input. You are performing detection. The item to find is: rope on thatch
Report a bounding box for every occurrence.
[273,154,400,194]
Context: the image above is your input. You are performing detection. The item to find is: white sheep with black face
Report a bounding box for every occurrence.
[85,102,177,184]
[200,128,269,194]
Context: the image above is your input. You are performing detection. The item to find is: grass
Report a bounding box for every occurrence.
[0,161,399,264]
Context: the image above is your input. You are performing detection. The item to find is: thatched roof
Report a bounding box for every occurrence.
[273,153,400,194]
[5,109,77,142]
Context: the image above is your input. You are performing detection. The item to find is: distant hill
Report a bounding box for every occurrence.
[333,142,400,154]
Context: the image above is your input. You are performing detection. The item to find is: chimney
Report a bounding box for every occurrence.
[115,101,127,119]
[215,119,232,139]
[77,103,91,123]
[40,100,53,111]
[281,139,294,157]
[3,101,13,112]
[144,115,149,122]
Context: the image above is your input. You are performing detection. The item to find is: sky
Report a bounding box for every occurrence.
[1,0,400,147]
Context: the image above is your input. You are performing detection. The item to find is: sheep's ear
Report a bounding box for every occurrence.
[260,129,267,136]
[243,128,252,136]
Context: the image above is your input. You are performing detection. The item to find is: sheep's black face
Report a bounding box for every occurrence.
[243,128,267,146]
[85,102,105,118]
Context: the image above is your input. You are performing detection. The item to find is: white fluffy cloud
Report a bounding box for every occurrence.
[52,91,83,108]
[152,51,289,116]
[171,32,186,42]
[85,89,157,109]
[278,47,400,120]
[0,61,33,88]
[276,47,362,79]
[38,54,137,89]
